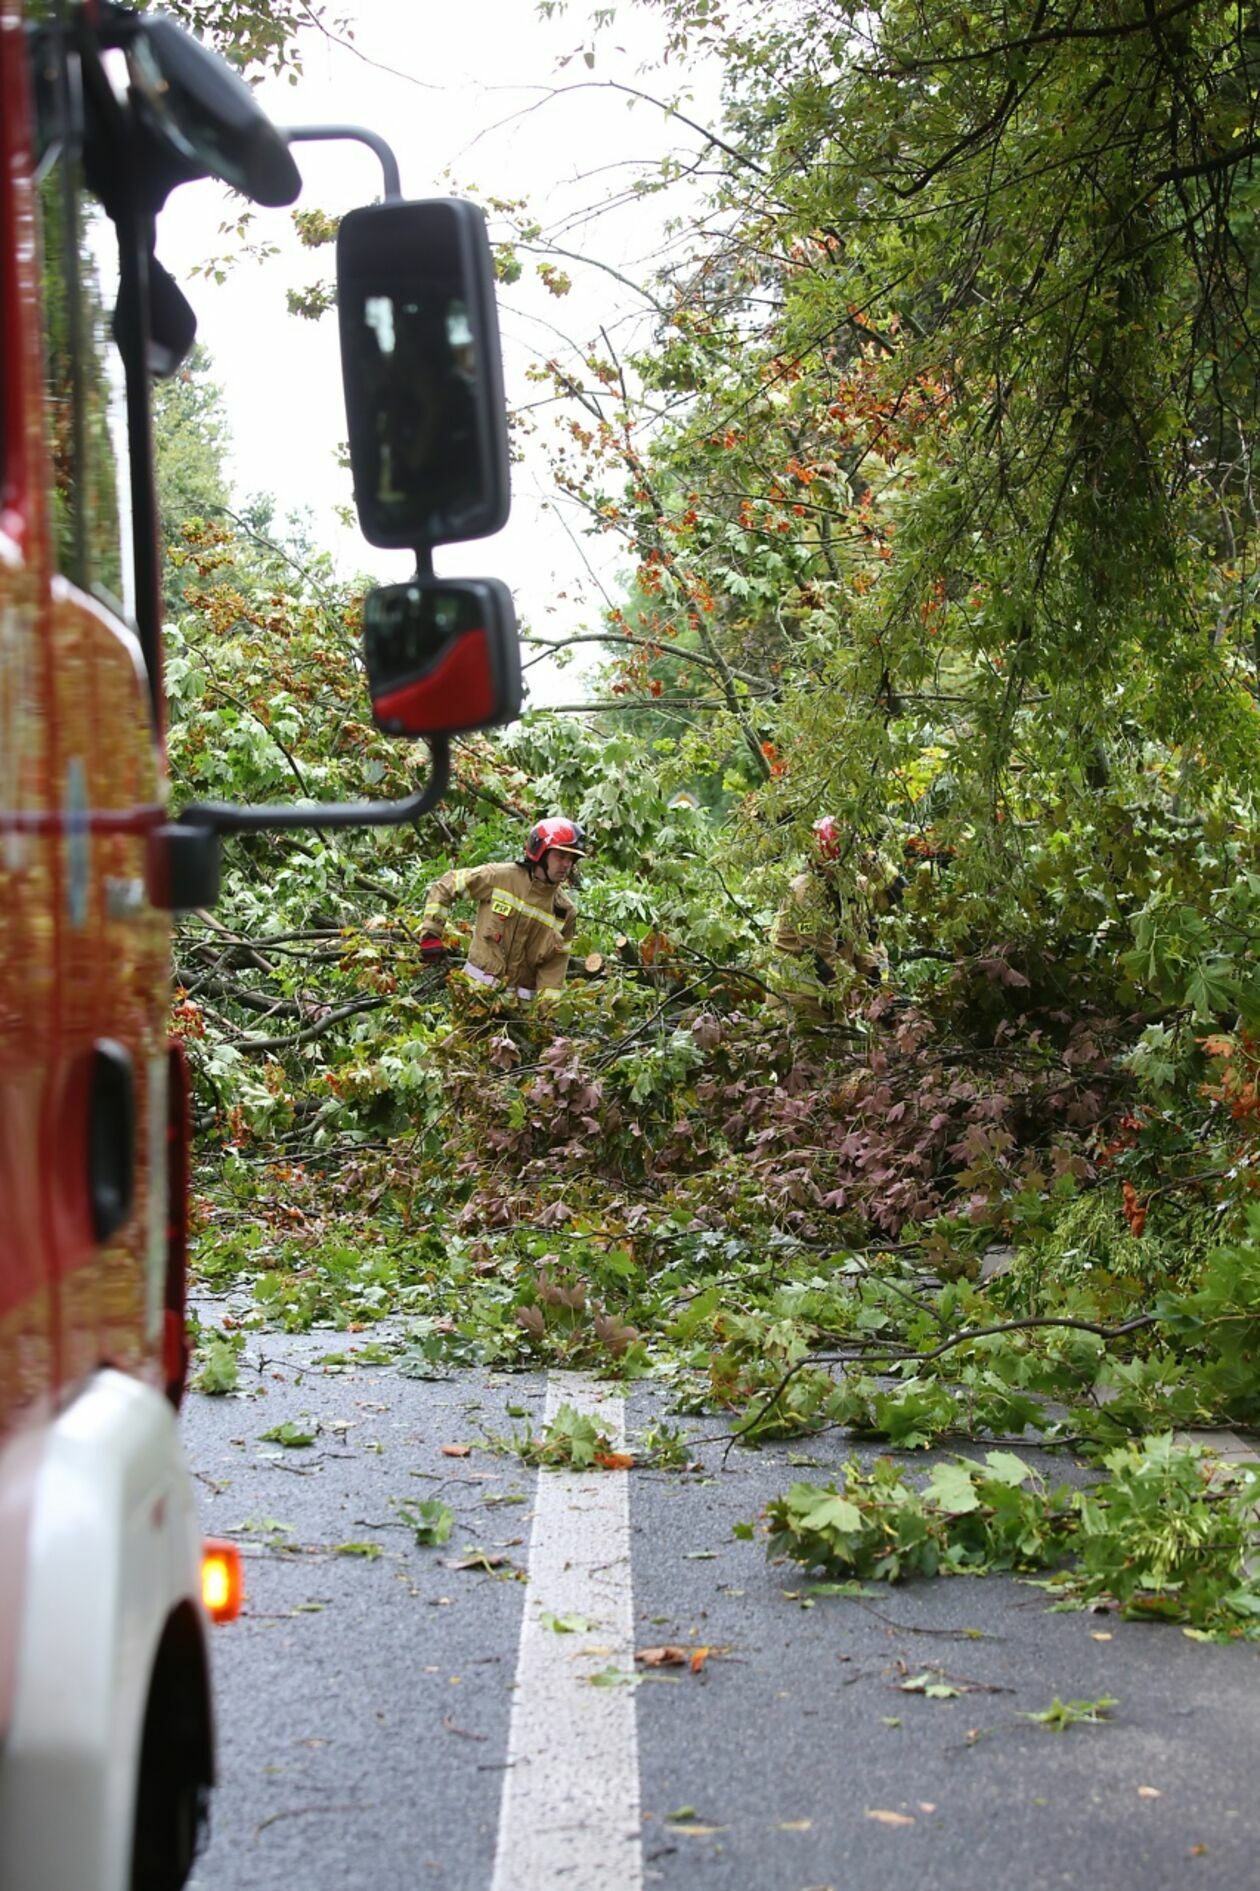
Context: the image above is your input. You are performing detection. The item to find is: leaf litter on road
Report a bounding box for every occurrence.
[1023,1695,1119,1731]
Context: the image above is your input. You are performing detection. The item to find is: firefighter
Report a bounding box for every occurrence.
[771,815,904,1008]
[418,817,587,998]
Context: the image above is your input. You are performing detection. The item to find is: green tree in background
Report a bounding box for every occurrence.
[136,0,347,76]
[511,0,1260,973]
[153,344,231,536]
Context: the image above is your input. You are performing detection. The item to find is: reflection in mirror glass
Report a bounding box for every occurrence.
[347,286,482,544]
[362,582,483,691]
[338,199,510,549]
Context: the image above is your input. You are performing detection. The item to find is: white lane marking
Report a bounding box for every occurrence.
[1173,1428,1255,1464]
[491,1372,643,1891]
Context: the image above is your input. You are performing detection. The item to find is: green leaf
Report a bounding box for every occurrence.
[899,1672,961,1699]
[538,1403,604,1469]
[798,1492,864,1535]
[193,1336,241,1396]
[259,1421,316,1448]
[926,1462,980,1514]
[982,1451,1032,1488]
[1023,1695,1117,1731]
[401,1499,454,1547]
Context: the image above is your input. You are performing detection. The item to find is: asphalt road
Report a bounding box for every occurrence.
[181,1330,1260,1891]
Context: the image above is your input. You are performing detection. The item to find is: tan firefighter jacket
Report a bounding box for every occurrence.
[770,852,901,986]
[421,860,577,996]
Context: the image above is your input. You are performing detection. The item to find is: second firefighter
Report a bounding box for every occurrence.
[418,817,587,999]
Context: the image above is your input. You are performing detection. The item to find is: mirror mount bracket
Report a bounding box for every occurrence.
[284,124,403,201]
[148,738,451,911]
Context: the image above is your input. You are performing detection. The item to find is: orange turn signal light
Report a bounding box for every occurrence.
[201,1540,243,1624]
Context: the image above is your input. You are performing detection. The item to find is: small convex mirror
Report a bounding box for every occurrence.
[122,14,302,210]
[338,200,511,551]
[362,577,521,738]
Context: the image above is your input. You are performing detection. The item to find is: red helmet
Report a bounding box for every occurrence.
[812,815,842,860]
[525,816,588,862]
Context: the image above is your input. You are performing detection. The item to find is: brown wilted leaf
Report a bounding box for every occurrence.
[537,1266,586,1310]
[635,1646,689,1667]
[487,1032,519,1070]
[594,1313,640,1357]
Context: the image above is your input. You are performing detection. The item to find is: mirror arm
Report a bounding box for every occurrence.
[284,124,403,201]
[150,739,450,910]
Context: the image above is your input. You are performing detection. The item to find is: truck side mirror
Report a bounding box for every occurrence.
[105,10,302,210]
[362,577,521,737]
[337,199,511,551]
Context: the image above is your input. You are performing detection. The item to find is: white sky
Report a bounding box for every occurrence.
[152,0,721,705]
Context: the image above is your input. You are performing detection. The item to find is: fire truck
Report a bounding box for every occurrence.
[0,3,520,1886]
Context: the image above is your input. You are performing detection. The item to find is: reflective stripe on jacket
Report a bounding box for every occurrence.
[422,860,576,993]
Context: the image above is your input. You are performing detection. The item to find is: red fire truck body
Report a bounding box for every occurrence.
[0,4,211,1885]
[0,3,518,1886]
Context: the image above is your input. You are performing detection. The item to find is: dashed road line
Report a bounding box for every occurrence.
[491,1372,643,1891]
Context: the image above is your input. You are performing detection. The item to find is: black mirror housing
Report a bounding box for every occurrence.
[108,8,302,211]
[337,199,511,551]
[362,577,521,737]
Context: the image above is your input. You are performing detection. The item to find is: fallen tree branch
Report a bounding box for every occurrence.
[725,1310,1159,1458]
[236,996,389,1055]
